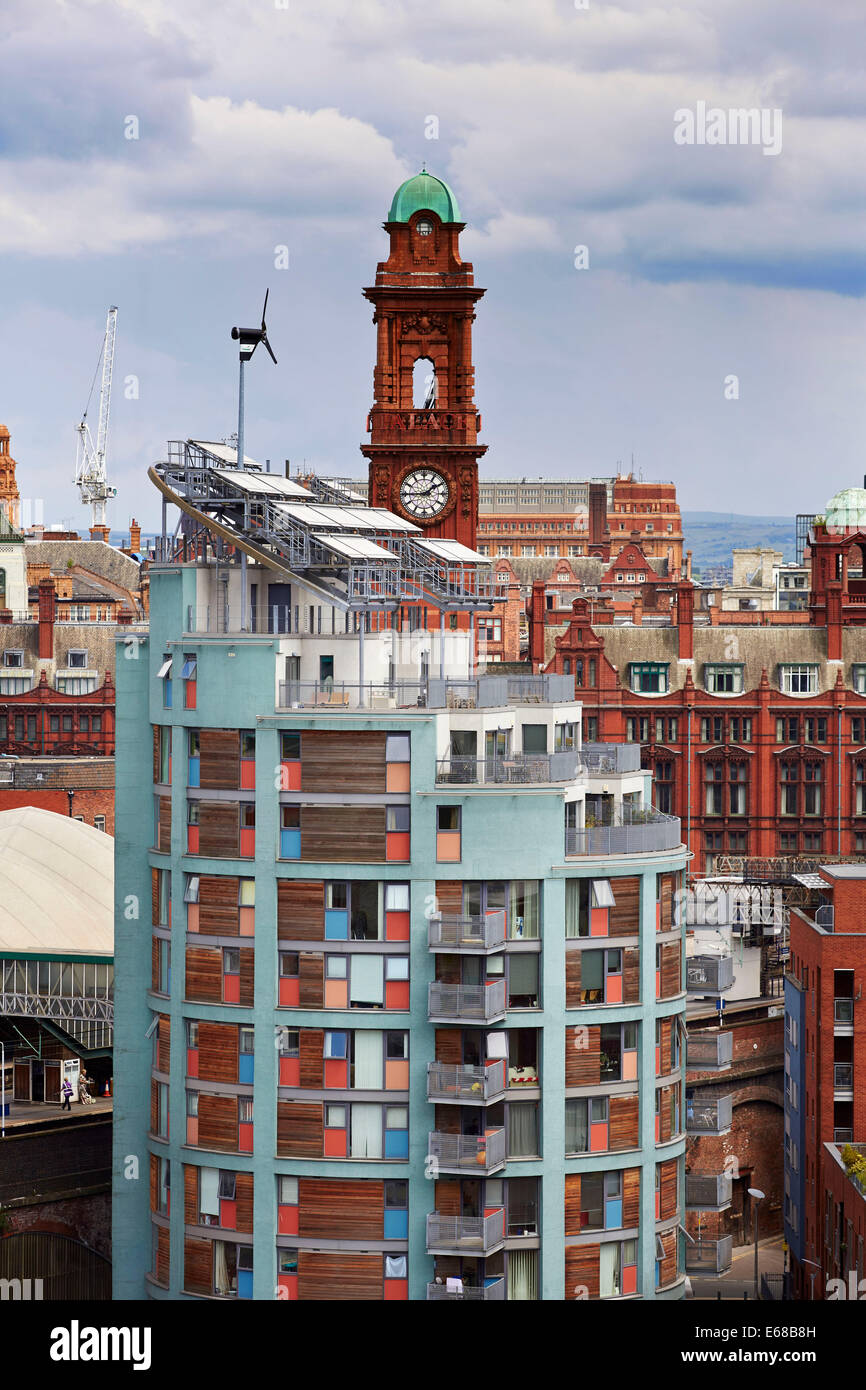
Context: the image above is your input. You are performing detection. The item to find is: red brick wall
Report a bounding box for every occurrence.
[0,787,114,833]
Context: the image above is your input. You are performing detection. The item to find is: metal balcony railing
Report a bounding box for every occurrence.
[687,1032,733,1071]
[428,910,506,953]
[426,1209,505,1256]
[426,1278,506,1301]
[815,904,835,930]
[278,680,426,709]
[428,1127,507,1175]
[427,673,574,708]
[582,742,642,774]
[686,1173,733,1210]
[685,1236,733,1274]
[566,810,681,857]
[834,998,854,1024]
[436,752,581,785]
[428,979,507,1024]
[834,1128,854,1144]
[686,955,734,993]
[426,1060,507,1105]
[686,1093,733,1135]
[834,1062,854,1089]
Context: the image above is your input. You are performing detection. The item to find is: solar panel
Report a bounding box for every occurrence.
[213,468,313,498]
[414,538,490,563]
[317,534,399,561]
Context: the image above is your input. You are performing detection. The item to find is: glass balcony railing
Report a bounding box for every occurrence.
[427,1278,506,1300]
[427,1127,507,1176]
[426,1209,505,1256]
[435,752,581,785]
[428,910,506,953]
[686,1093,733,1135]
[426,1060,507,1105]
[686,1173,733,1210]
[581,742,642,774]
[428,979,507,1024]
[566,809,681,857]
[686,1032,733,1071]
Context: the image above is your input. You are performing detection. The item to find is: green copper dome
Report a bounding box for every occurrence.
[825,485,866,533]
[387,170,461,224]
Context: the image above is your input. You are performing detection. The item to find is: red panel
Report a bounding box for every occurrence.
[655,1046,661,1075]
[623,1264,638,1296]
[220,1199,237,1230]
[655,902,661,931]
[606,974,622,1004]
[187,1048,199,1079]
[655,1192,660,1219]
[187,826,199,854]
[239,1122,253,1153]
[279,1056,300,1086]
[185,680,197,710]
[278,1205,299,1236]
[280,761,302,791]
[385,911,411,942]
[186,903,199,932]
[240,828,255,858]
[187,1117,198,1146]
[240,760,256,790]
[277,1274,298,1300]
[279,977,300,1007]
[385,980,410,1011]
[324,1059,348,1088]
[655,970,661,998]
[386,832,410,862]
[655,1115,660,1142]
[223,973,240,1004]
[323,1128,346,1157]
[590,1122,608,1153]
[590,908,609,937]
[384,1279,408,1301]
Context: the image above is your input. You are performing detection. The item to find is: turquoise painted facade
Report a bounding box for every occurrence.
[112,563,689,1302]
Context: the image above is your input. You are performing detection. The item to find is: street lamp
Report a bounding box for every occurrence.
[803,1257,821,1300]
[748,1187,765,1299]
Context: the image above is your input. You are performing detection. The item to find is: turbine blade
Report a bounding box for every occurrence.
[263,336,278,365]
[261,287,269,328]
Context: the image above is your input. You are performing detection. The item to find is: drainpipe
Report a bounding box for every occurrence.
[686,706,692,871]
[837,702,843,856]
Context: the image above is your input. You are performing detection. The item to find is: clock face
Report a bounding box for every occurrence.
[399,468,450,521]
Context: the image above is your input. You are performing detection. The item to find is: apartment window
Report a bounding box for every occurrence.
[780,664,818,695]
[158,654,173,708]
[729,763,747,815]
[852,718,864,744]
[776,717,799,744]
[852,666,866,694]
[804,763,822,816]
[804,717,827,744]
[803,832,823,852]
[705,664,743,694]
[436,805,461,862]
[655,760,674,815]
[182,654,197,709]
[728,831,747,853]
[67,650,87,669]
[625,717,649,743]
[779,832,798,854]
[555,722,578,752]
[729,716,752,744]
[780,762,799,816]
[629,663,668,694]
[565,1096,608,1155]
[584,716,598,742]
[3,650,23,668]
[704,763,723,816]
[94,815,106,832]
[704,832,723,874]
[700,716,724,744]
[855,764,866,816]
[0,675,31,695]
[56,675,97,695]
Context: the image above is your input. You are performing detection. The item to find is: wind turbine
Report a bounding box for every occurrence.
[231,289,278,470]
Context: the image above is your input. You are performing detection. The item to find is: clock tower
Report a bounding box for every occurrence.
[362,171,486,549]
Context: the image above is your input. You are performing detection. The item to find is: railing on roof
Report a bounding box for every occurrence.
[278,680,426,710]
[435,752,581,785]
[427,673,574,707]
[565,808,681,857]
[582,742,642,774]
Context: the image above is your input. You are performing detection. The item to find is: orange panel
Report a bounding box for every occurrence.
[220,1199,237,1230]
[239,906,255,937]
[385,911,411,941]
[279,1057,300,1086]
[278,1206,298,1236]
[277,1274,298,1300]
[279,977,300,1007]
[223,974,240,1004]
[240,760,256,790]
[384,1279,408,1301]
[385,1060,409,1090]
[323,1128,346,1157]
[436,831,461,863]
[240,828,255,858]
[186,903,199,932]
[385,980,410,1011]
[655,970,660,998]
[656,902,661,931]
[324,1059,348,1088]
[623,1265,638,1296]
[187,826,199,854]
[386,832,410,862]
[623,1051,638,1082]
[590,908,609,937]
[386,763,411,793]
[655,1046,661,1075]
[239,1122,253,1153]
[186,1117,198,1146]
[324,980,348,1009]
[590,1122,608,1152]
[280,761,302,791]
[187,1048,199,1079]
[606,974,622,1004]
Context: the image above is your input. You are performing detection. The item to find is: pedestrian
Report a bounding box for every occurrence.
[61,1076,73,1112]
[78,1072,93,1106]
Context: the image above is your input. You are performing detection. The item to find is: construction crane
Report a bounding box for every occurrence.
[75,305,118,529]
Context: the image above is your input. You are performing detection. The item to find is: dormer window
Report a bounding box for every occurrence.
[416,219,433,236]
[67,650,87,669]
[3,651,23,668]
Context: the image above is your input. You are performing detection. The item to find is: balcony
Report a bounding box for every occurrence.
[834,998,854,1027]
[428,1127,507,1176]
[566,809,681,857]
[686,955,734,993]
[685,1235,733,1274]
[278,680,425,710]
[427,1278,506,1301]
[427,673,574,708]
[813,904,835,931]
[834,1063,854,1092]
[426,1060,507,1105]
[435,752,580,785]
[428,910,506,953]
[428,979,507,1024]
[582,742,642,774]
[687,1031,733,1072]
[686,1173,733,1211]
[834,1128,855,1144]
[686,1093,733,1136]
[426,1209,505,1256]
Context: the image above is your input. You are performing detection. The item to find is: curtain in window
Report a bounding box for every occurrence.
[385,1255,407,1279]
[350,1103,383,1158]
[508,1103,538,1157]
[349,955,384,1005]
[509,881,539,939]
[213,1241,230,1296]
[199,1166,220,1217]
[507,1248,537,1300]
[599,1243,620,1299]
[565,880,581,938]
[565,1100,588,1154]
[508,953,538,1001]
[354,1030,383,1089]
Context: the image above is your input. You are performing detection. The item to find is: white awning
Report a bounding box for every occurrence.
[318,534,399,561]
[212,467,312,499]
[156,658,172,679]
[414,538,491,563]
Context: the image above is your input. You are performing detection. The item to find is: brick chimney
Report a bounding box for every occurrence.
[129,518,141,551]
[37,578,56,659]
[588,483,607,551]
[89,523,111,543]
[826,582,843,661]
[677,579,694,659]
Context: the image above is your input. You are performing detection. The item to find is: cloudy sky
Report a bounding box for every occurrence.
[1,0,864,532]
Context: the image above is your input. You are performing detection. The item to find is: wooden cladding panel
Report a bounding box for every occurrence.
[660,942,681,998]
[435,1029,463,1064]
[199,729,240,791]
[565,949,581,1009]
[297,1250,383,1301]
[564,1174,581,1236]
[278,880,325,941]
[434,954,461,986]
[277,1100,323,1158]
[623,1167,640,1228]
[151,936,159,992]
[198,1021,239,1084]
[151,867,160,925]
[149,1154,159,1213]
[299,1029,324,1088]
[298,952,324,1009]
[197,1093,238,1152]
[186,946,222,1005]
[565,1243,599,1300]
[658,1229,677,1287]
[158,796,171,853]
[301,805,386,863]
[157,1015,171,1073]
[435,881,464,915]
[184,1236,212,1296]
[298,1179,384,1240]
[238,948,255,1007]
[660,873,675,930]
[199,876,240,936]
[434,1179,461,1216]
[623,947,640,1004]
[150,1080,158,1134]
[609,1094,639,1151]
[152,726,160,784]
[565,1022,600,1086]
[155,1226,170,1286]
[659,1158,679,1222]
[658,1084,674,1144]
[609,876,640,936]
[301,731,387,794]
[659,1018,673,1075]
[184,1165,197,1225]
[198,801,239,858]
[236,1171,254,1233]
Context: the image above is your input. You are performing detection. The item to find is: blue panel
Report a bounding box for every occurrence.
[237,1269,253,1300]
[238,1054,254,1085]
[384,1208,408,1239]
[280,829,301,860]
[384,1130,409,1160]
[325,910,349,940]
[163,681,172,708]
[605,1199,622,1229]
[188,757,200,788]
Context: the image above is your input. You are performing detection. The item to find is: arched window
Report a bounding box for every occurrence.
[413,357,436,409]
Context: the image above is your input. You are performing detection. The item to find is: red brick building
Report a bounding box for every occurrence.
[0,757,115,832]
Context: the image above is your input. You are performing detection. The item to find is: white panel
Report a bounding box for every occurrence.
[199,1166,220,1216]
